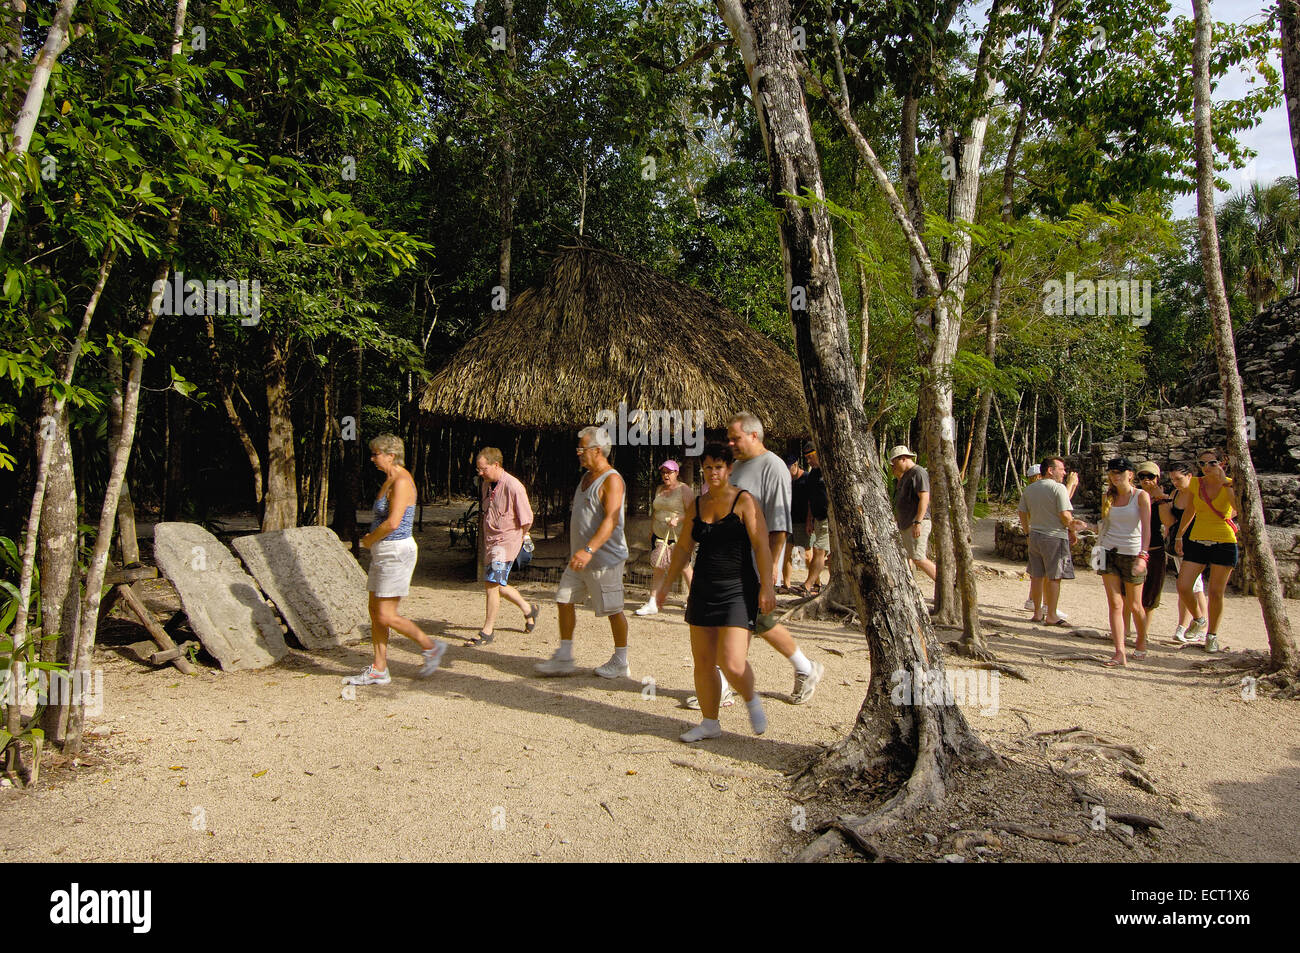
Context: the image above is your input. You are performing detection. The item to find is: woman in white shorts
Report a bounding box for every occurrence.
[343,434,447,686]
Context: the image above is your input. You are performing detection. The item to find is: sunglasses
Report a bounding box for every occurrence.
[1138,473,1157,481]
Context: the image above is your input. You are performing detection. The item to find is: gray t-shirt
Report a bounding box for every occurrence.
[1018,479,1072,540]
[893,464,930,530]
[730,450,791,534]
[570,468,627,567]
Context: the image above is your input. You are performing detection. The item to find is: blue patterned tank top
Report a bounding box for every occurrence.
[371,493,415,541]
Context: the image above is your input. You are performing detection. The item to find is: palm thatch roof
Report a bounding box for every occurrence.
[420,246,808,435]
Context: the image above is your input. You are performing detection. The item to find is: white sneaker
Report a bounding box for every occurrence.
[535,652,577,677]
[1172,624,1188,643]
[634,599,659,616]
[342,665,390,686]
[418,641,447,677]
[680,721,722,743]
[594,656,631,679]
[1023,598,1035,611]
[685,681,737,710]
[1184,618,1208,644]
[791,660,824,705]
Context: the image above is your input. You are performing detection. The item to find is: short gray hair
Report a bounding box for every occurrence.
[729,411,764,442]
[579,425,612,457]
[369,433,405,466]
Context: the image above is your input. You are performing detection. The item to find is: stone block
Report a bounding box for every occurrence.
[153,522,287,671]
[232,527,370,649]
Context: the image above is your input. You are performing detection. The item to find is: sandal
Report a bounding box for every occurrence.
[523,603,540,633]
[791,584,809,596]
[1103,656,1126,668]
[466,630,495,646]
[1131,649,1148,660]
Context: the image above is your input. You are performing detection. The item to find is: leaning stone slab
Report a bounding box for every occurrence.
[152,522,287,671]
[232,526,369,650]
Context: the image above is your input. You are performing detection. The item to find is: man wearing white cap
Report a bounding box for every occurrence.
[889,446,936,581]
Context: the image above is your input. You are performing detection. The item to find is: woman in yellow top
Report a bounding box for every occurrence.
[1174,449,1241,650]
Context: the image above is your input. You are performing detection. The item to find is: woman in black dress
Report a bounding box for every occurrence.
[655,442,776,742]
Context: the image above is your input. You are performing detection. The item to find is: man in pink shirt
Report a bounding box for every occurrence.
[472,447,540,644]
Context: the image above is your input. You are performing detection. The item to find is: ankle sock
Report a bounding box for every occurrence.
[747,697,767,735]
[555,641,574,661]
[790,650,812,677]
[613,647,628,664]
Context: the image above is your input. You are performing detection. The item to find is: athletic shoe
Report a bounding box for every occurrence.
[790,660,825,705]
[634,599,659,616]
[534,652,577,677]
[1172,624,1188,643]
[1023,598,1035,611]
[685,682,737,710]
[1184,618,1208,644]
[594,656,631,679]
[418,641,447,677]
[342,665,390,686]
[679,721,722,743]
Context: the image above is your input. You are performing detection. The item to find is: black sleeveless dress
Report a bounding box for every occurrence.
[684,490,759,629]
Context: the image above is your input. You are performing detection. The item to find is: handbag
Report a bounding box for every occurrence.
[1090,544,1107,573]
[651,537,673,570]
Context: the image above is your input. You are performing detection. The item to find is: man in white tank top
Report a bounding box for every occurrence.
[536,426,631,678]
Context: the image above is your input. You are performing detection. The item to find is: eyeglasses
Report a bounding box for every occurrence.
[1138,474,1157,481]
[576,446,593,454]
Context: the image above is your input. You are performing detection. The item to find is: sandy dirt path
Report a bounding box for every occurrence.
[3,517,1297,862]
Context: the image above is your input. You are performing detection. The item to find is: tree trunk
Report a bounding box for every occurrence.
[717,0,990,856]
[4,241,115,773]
[262,334,298,531]
[971,0,1066,505]
[313,355,334,526]
[1,0,27,116]
[164,385,186,521]
[106,318,140,567]
[1282,0,1300,184]
[331,341,361,553]
[37,406,80,743]
[202,311,263,509]
[61,0,189,755]
[0,0,78,249]
[1191,0,1298,673]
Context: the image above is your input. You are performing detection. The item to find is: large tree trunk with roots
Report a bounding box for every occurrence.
[1191,0,1299,674]
[262,333,298,532]
[716,0,992,860]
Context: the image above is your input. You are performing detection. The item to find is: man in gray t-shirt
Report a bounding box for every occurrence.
[1016,456,1077,625]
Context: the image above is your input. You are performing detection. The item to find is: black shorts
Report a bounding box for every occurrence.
[1182,539,1239,568]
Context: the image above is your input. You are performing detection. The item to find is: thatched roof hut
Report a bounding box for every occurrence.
[420,245,807,434]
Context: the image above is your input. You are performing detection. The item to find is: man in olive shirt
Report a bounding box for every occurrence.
[889,446,936,581]
[1017,456,1077,625]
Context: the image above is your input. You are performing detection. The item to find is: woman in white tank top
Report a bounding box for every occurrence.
[1076,457,1152,667]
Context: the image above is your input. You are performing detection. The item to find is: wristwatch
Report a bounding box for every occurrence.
[583,546,593,555]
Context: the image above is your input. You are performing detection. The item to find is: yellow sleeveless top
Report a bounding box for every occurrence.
[1188,476,1236,544]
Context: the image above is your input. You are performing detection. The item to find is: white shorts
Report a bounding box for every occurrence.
[555,560,625,617]
[368,537,417,598]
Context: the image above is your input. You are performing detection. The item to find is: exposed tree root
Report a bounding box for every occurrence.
[779,586,856,624]
[944,641,1029,681]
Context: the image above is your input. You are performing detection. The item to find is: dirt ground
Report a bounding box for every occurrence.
[3,509,1298,863]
